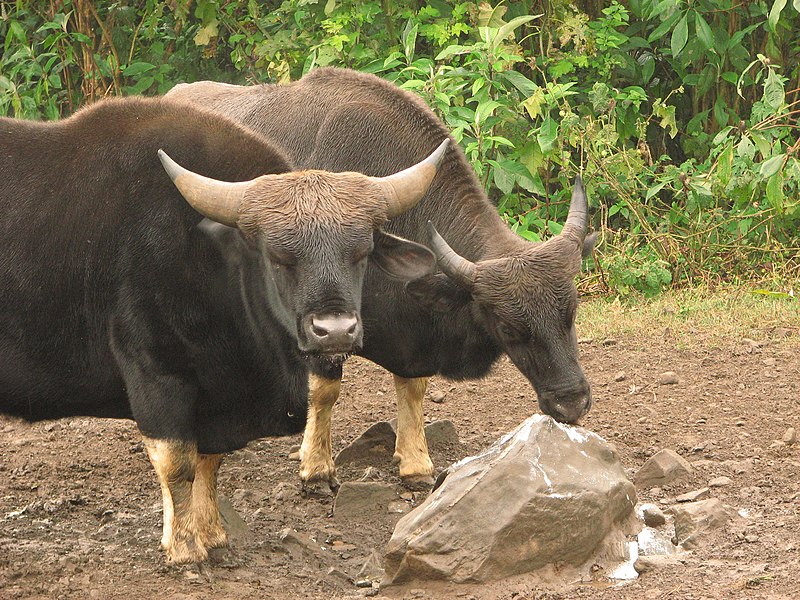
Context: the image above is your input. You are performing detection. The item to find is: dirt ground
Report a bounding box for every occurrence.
[1,317,799,600]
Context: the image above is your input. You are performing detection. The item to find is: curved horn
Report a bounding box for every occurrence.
[561,175,588,241]
[427,221,476,289]
[374,139,449,219]
[158,149,251,228]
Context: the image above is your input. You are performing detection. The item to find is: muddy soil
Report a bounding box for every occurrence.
[1,326,799,599]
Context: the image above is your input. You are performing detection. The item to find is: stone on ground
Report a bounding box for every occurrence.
[334,421,397,466]
[382,415,638,585]
[640,503,666,527]
[635,449,693,488]
[672,498,733,549]
[634,554,683,574]
[333,482,398,519]
[335,420,460,467]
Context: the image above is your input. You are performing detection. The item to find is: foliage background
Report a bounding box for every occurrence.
[2,0,798,296]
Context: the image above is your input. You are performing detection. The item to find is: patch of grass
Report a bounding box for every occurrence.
[577,286,799,349]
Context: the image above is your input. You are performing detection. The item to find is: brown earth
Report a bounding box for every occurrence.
[1,326,799,600]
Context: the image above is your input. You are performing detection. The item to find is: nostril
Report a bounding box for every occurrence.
[311,322,329,338]
[346,320,358,336]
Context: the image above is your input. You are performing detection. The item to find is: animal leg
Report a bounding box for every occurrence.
[393,375,434,489]
[193,453,227,549]
[144,438,207,563]
[299,373,341,496]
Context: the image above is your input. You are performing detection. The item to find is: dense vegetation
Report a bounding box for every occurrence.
[2,1,798,296]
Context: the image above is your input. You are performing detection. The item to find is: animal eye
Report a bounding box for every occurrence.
[497,323,518,340]
[269,252,297,269]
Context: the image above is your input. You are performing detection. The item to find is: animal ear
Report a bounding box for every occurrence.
[405,273,472,313]
[370,229,437,281]
[582,231,599,259]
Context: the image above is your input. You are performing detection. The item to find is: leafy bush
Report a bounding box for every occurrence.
[2,0,798,296]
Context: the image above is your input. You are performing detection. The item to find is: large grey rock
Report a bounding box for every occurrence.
[383,415,638,585]
[634,449,693,488]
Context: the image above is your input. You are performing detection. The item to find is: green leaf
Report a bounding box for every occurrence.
[654,100,677,138]
[646,182,666,200]
[751,133,772,159]
[490,15,540,52]
[737,135,755,160]
[399,79,426,90]
[500,71,537,96]
[434,45,472,60]
[537,117,558,153]
[123,62,156,77]
[641,55,655,83]
[486,135,515,147]
[765,171,784,210]
[712,126,733,146]
[647,11,680,42]
[475,100,501,125]
[713,95,728,127]
[671,12,689,57]
[694,12,714,51]
[759,153,786,179]
[768,0,787,32]
[193,20,218,46]
[763,68,785,109]
[492,164,515,195]
[402,22,418,63]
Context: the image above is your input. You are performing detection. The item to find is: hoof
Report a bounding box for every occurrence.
[165,536,208,564]
[301,475,340,499]
[401,474,435,492]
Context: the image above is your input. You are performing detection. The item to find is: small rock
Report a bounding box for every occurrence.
[640,504,666,527]
[675,488,710,503]
[770,440,785,450]
[708,476,732,488]
[614,371,626,382]
[387,500,411,514]
[288,451,301,461]
[424,420,459,449]
[744,534,759,543]
[658,371,679,385]
[333,482,398,519]
[335,421,396,466]
[634,554,682,574]
[601,338,618,347]
[184,571,201,582]
[326,567,351,583]
[762,357,776,367]
[639,504,667,527]
[578,337,594,344]
[673,498,733,549]
[355,579,372,588]
[429,390,447,404]
[357,548,385,582]
[635,449,693,488]
[219,496,251,542]
[783,428,796,445]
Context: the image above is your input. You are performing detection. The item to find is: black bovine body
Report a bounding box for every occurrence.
[167,69,589,410]
[0,98,306,453]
